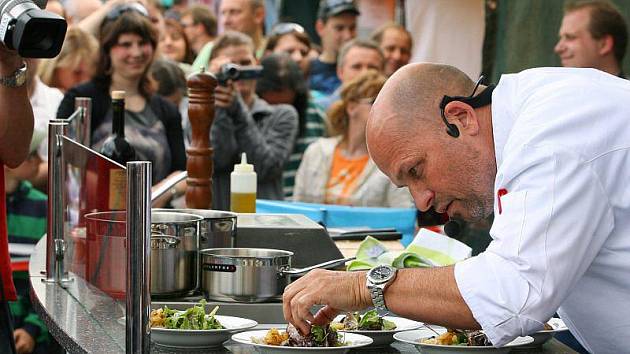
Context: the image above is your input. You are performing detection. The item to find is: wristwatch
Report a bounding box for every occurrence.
[366,264,397,313]
[0,62,27,88]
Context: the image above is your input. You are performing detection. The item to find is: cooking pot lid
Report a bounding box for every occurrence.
[200,248,293,259]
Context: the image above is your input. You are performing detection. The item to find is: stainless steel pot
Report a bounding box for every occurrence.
[85,211,202,298]
[200,248,354,302]
[150,212,203,296]
[153,208,237,249]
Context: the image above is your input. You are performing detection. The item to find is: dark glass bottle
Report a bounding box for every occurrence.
[99,90,136,210]
[100,90,136,163]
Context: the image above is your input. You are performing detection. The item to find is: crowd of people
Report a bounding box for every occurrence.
[0,0,628,353]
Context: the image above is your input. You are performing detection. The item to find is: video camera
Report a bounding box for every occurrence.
[0,0,67,58]
[216,63,263,86]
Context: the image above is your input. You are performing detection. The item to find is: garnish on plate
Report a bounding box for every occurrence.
[331,310,397,331]
[421,329,492,346]
[252,324,343,347]
[150,299,224,330]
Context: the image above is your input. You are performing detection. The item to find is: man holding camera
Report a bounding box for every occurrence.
[204,31,298,211]
[0,43,36,354]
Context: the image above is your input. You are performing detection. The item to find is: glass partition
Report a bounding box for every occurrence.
[62,135,127,298]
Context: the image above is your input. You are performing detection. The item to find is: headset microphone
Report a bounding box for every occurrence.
[444,220,462,239]
[439,75,495,139]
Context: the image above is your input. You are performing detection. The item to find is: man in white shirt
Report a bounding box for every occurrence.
[282,63,630,353]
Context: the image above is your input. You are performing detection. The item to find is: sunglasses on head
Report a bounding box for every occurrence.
[270,22,305,36]
[105,2,150,22]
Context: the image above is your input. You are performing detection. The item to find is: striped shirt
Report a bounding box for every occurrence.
[283,99,327,198]
[7,181,47,246]
[6,180,49,345]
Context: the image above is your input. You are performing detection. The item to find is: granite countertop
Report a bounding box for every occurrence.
[30,238,577,353]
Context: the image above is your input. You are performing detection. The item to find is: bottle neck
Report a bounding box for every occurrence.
[112,98,125,137]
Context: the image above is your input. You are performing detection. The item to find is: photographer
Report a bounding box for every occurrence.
[200,31,298,210]
[0,44,35,353]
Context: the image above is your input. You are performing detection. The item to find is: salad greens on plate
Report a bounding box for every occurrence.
[331,310,397,331]
[150,300,224,330]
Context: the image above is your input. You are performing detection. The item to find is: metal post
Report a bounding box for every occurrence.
[74,97,92,147]
[126,162,152,354]
[45,120,72,283]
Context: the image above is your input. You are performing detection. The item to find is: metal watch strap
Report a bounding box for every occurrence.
[369,285,387,311]
[0,62,27,88]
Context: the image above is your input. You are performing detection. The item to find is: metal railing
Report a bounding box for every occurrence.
[45,97,152,353]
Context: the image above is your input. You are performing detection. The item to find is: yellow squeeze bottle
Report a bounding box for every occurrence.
[230,153,257,213]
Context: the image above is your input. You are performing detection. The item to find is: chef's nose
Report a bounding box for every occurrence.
[410,185,435,212]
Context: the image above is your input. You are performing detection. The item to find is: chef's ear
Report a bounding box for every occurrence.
[443,101,480,136]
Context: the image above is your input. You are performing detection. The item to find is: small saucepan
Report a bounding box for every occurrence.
[200,248,354,303]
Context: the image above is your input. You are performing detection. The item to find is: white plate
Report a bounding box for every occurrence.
[151,314,258,349]
[231,329,373,353]
[528,318,569,347]
[393,327,534,354]
[333,315,423,346]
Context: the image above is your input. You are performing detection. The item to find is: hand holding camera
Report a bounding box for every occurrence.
[209,56,237,108]
[0,0,67,58]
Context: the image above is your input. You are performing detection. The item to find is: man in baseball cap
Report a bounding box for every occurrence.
[310,0,360,96]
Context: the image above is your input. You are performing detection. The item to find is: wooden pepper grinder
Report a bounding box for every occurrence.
[185,69,217,209]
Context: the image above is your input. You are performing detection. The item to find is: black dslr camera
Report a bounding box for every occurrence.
[0,0,67,58]
[215,63,263,86]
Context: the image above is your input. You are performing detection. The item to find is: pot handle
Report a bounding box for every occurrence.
[280,256,356,276]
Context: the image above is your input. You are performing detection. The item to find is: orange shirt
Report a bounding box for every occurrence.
[325,147,369,205]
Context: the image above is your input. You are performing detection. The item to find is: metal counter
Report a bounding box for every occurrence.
[30,238,577,354]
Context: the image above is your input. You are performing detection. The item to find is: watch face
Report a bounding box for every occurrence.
[370,265,394,282]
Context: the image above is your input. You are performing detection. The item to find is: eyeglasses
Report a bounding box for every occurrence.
[356,97,376,105]
[270,22,305,36]
[105,2,149,22]
[438,75,496,138]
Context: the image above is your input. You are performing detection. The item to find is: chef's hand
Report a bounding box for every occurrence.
[282,269,372,335]
[14,328,35,354]
[210,56,236,108]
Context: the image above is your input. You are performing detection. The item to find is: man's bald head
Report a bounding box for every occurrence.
[373,63,476,129]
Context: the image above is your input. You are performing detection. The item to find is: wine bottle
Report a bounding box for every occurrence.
[100,90,136,210]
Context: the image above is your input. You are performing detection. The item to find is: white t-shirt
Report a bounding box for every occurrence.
[31,77,64,160]
[454,67,630,353]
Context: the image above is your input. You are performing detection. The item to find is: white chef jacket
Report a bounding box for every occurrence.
[454,67,630,353]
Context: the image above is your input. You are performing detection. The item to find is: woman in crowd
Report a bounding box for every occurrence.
[256,53,327,198]
[158,18,194,73]
[57,5,186,184]
[37,27,98,92]
[293,70,412,207]
[264,22,312,76]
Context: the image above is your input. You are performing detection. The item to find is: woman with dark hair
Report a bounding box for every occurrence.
[256,53,327,198]
[57,4,186,183]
